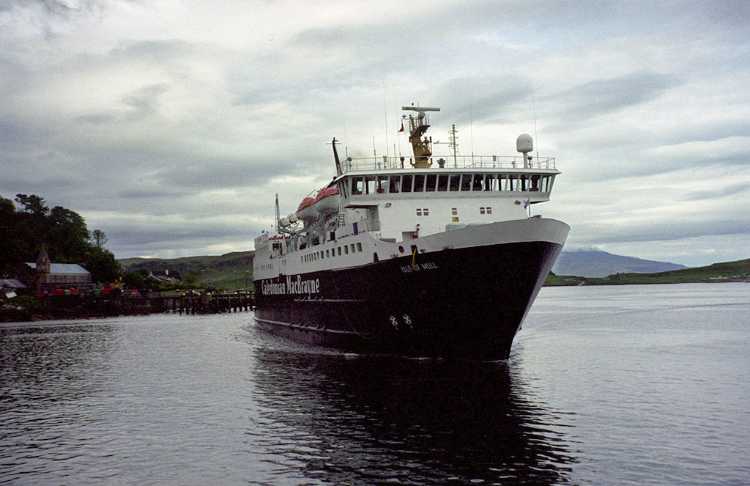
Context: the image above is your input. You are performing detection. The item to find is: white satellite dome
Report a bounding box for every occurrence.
[516,133,533,154]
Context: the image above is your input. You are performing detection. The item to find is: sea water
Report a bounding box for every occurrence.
[1,283,748,485]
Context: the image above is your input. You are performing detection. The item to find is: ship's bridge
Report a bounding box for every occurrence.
[330,154,560,242]
[334,154,558,203]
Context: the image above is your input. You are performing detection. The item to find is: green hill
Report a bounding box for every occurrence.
[120,251,255,290]
[546,258,750,286]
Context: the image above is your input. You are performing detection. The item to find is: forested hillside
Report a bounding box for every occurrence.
[0,194,119,283]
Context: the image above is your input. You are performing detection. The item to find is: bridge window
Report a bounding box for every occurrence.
[389,176,401,193]
[437,174,449,191]
[530,174,540,192]
[473,174,484,191]
[351,177,364,195]
[402,174,413,192]
[413,174,425,192]
[449,175,460,191]
[426,174,437,192]
[460,174,472,191]
[366,176,377,194]
[485,174,498,191]
[377,175,388,193]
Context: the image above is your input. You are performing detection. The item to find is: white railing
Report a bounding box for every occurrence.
[341,155,556,173]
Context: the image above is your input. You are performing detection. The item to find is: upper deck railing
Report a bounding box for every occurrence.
[342,154,556,173]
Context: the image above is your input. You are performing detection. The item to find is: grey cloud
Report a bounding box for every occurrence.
[682,182,750,202]
[575,219,750,245]
[153,158,304,190]
[430,76,534,124]
[546,72,679,120]
[122,83,170,119]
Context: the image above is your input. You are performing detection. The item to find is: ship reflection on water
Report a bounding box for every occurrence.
[251,347,577,484]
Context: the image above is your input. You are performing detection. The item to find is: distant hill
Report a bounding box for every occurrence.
[120,251,254,290]
[547,258,750,286]
[553,250,686,278]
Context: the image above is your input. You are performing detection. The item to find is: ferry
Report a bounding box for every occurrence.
[253,106,569,360]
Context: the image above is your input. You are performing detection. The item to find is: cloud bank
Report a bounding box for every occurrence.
[1,0,749,265]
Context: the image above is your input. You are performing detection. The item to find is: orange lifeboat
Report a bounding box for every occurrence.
[297,196,317,221]
[314,186,339,215]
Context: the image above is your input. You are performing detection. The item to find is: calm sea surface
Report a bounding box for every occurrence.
[1,283,748,485]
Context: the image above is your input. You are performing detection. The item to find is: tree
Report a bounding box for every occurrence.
[92,229,108,249]
[84,247,121,284]
[0,196,21,274]
[14,194,48,216]
[48,206,90,261]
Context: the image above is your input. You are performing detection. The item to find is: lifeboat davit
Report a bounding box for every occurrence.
[314,186,339,215]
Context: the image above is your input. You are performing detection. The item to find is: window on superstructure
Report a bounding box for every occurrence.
[320,251,324,259]
[521,175,528,191]
[350,244,355,253]
[437,174,448,191]
[485,174,497,191]
[338,247,342,256]
[402,175,413,192]
[357,242,362,252]
[377,175,388,193]
[425,174,437,192]
[389,176,401,193]
[473,174,484,191]
[451,208,458,216]
[352,177,364,195]
[366,176,377,195]
[344,245,349,255]
[449,175,460,191]
[530,174,540,192]
[423,208,429,216]
[413,174,425,192]
[487,207,493,214]
[480,207,486,214]
[326,249,330,257]
[416,208,422,216]
[460,174,472,191]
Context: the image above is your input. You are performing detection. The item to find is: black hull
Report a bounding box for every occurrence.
[255,240,562,361]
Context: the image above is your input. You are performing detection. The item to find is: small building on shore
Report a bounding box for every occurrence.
[19,247,93,294]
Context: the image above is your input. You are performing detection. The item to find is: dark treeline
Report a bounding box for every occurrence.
[0,193,120,283]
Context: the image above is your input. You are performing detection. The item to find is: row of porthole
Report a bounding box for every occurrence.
[302,242,364,264]
[419,207,493,216]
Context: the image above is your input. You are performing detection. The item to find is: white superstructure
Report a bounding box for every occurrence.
[254,106,561,280]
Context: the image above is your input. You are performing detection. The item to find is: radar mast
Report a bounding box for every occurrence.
[402,105,440,168]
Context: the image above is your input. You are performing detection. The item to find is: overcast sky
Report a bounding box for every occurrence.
[2,0,749,266]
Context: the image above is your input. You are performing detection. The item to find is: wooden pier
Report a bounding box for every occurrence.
[164,291,255,315]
